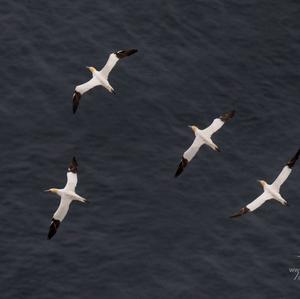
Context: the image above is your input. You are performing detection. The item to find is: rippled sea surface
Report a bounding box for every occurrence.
[1,1,300,298]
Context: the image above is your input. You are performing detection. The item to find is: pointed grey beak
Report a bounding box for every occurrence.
[44,189,50,192]
[188,126,193,129]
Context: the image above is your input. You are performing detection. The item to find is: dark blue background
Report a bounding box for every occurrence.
[1,1,300,298]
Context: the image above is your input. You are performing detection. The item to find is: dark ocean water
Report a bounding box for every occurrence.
[0,0,300,298]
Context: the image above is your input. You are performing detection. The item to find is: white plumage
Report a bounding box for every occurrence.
[175,110,235,177]
[203,118,226,136]
[100,53,120,80]
[245,192,272,212]
[72,49,138,113]
[53,194,72,222]
[75,77,100,96]
[182,136,205,162]
[231,149,300,218]
[271,165,292,192]
[45,157,87,239]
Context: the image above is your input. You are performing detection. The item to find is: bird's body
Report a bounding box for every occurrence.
[230,149,300,218]
[73,49,138,113]
[264,184,285,203]
[175,110,235,177]
[45,157,87,239]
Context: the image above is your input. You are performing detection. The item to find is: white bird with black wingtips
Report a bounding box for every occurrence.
[175,110,235,177]
[72,49,138,113]
[230,149,300,218]
[45,157,87,239]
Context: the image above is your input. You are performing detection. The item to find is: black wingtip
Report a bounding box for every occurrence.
[48,219,60,240]
[220,110,236,122]
[72,156,78,166]
[230,207,249,218]
[68,157,78,173]
[115,49,138,59]
[174,157,188,178]
[72,91,81,114]
[287,149,300,169]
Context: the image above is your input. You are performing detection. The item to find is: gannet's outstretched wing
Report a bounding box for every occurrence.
[73,77,101,113]
[100,49,138,79]
[271,149,300,192]
[48,194,72,239]
[230,192,272,218]
[175,136,204,177]
[64,157,78,192]
[203,110,235,137]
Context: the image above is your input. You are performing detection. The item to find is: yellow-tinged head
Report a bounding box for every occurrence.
[86,66,97,74]
[188,125,199,133]
[44,188,59,193]
[257,180,267,188]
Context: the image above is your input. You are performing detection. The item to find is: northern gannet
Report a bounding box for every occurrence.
[230,149,300,218]
[72,49,138,113]
[45,157,87,239]
[175,110,235,177]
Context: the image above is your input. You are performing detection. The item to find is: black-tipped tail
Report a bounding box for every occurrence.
[287,149,300,169]
[230,207,250,218]
[220,110,235,122]
[115,49,138,59]
[175,157,188,178]
[48,219,61,240]
[68,156,78,173]
[72,91,81,114]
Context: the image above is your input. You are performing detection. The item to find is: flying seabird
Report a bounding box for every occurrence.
[45,157,87,239]
[72,49,138,113]
[175,110,235,177]
[230,149,300,218]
